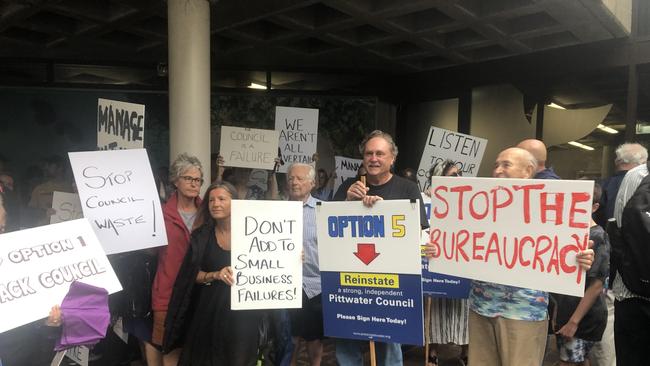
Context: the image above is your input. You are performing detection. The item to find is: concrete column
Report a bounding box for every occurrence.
[601,145,614,178]
[168,0,211,195]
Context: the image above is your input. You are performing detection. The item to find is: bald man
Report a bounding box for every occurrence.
[517,139,560,179]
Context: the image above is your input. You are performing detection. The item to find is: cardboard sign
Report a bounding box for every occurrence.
[420,193,471,298]
[230,200,303,310]
[97,98,145,150]
[68,149,167,255]
[334,156,363,195]
[0,219,122,334]
[317,200,424,345]
[51,346,89,366]
[220,126,279,170]
[275,106,318,173]
[417,127,487,192]
[50,192,83,224]
[428,177,593,297]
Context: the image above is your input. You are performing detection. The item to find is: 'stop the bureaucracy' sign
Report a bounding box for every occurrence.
[97,98,145,150]
[220,126,280,170]
[427,176,594,297]
[275,106,319,173]
[0,219,122,334]
[417,127,487,192]
[68,149,167,255]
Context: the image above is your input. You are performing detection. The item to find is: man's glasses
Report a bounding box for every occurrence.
[180,176,204,185]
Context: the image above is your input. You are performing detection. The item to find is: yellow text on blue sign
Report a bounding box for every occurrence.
[340,272,399,288]
[327,215,406,238]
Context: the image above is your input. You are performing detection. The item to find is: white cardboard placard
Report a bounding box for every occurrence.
[220,126,279,170]
[428,177,593,297]
[275,106,318,172]
[230,200,303,310]
[333,156,363,196]
[50,192,83,224]
[0,219,122,334]
[68,149,167,254]
[97,98,145,150]
[417,126,487,192]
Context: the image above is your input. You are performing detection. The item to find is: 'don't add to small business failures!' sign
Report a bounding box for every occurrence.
[317,200,424,346]
[220,126,280,170]
[97,98,145,150]
[68,149,167,255]
[275,106,318,173]
[417,126,487,192]
[0,219,121,334]
[428,177,594,297]
[230,200,303,310]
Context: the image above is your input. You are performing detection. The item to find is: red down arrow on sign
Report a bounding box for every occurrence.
[354,243,380,265]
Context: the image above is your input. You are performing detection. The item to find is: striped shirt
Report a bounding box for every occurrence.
[612,163,650,302]
[302,195,321,298]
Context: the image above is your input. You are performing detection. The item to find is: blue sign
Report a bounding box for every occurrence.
[421,256,471,298]
[321,271,424,345]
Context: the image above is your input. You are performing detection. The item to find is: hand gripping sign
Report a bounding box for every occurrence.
[427,177,593,297]
[317,200,424,346]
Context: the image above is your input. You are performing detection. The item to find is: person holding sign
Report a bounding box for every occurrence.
[287,163,325,365]
[164,182,263,366]
[425,147,594,366]
[151,154,204,365]
[333,130,427,366]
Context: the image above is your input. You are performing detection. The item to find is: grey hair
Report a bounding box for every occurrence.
[522,150,538,174]
[358,130,399,158]
[169,153,203,183]
[615,143,648,165]
[288,163,316,182]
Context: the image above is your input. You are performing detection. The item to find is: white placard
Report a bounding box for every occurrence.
[97,98,145,150]
[317,200,422,274]
[68,149,167,254]
[220,126,280,170]
[334,156,363,195]
[417,127,487,192]
[50,192,83,224]
[0,219,122,334]
[275,106,319,173]
[65,346,89,366]
[230,200,303,310]
[428,177,593,297]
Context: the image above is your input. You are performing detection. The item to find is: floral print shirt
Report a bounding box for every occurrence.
[469,280,548,321]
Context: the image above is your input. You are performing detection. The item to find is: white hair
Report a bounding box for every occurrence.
[169,153,203,183]
[615,143,648,165]
[288,163,316,182]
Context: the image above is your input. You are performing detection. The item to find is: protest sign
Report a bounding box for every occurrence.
[428,177,593,297]
[68,149,167,255]
[97,98,145,150]
[230,200,303,310]
[220,126,279,170]
[420,193,471,298]
[317,200,424,345]
[0,219,121,334]
[334,156,363,194]
[275,106,318,173]
[50,192,83,224]
[417,127,487,192]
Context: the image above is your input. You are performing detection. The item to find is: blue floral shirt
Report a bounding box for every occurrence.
[469,280,548,321]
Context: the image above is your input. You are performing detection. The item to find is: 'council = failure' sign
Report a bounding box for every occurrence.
[427,177,593,297]
[220,126,279,170]
[68,149,167,255]
[97,98,145,150]
[417,127,487,192]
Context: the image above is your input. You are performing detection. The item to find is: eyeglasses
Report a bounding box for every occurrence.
[180,176,204,185]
